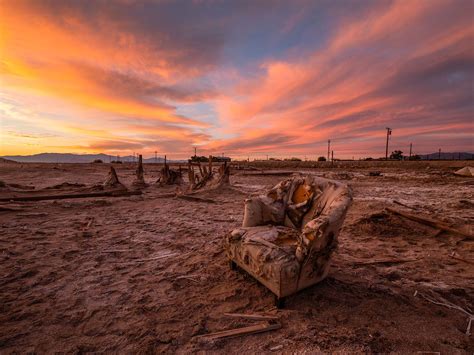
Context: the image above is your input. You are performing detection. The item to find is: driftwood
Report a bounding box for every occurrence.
[386,207,473,239]
[195,322,281,340]
[0,189,141,202]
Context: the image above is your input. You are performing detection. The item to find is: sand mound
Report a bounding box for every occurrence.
[454,166,474,177]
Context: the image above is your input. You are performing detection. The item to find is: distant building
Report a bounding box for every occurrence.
[189,155,231,163]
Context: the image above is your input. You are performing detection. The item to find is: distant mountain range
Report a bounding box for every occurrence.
[0,153,186,163]
[419,152,473,160]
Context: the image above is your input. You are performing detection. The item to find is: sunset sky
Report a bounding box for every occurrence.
[1,0,473,159]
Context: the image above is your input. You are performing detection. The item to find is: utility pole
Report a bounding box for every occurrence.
[438,148,441,160]
[409,143,412,159]
[194,147,197,157]
[331,150,334,164]
[154,151,157,163]
[327,139,331,161]
[385,127,392,160]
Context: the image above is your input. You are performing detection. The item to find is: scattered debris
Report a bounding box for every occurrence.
[16,212,49,217]
[0,206,24,212]
[195,322,281,341]
[223,312,279,321]
[393,200,416,209]
[81,217,95,237]
[45,182,85,190]
[369,171,382,176]
[116,252,180,264]
[449,251,474,265]
[240,171,293,176]
[0,180,36,191]
[6,183,36,190]
[175,275,200,283]
[386,207,473,239]
[352,257,420,266]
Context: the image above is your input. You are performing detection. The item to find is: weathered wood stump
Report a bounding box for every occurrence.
[157,156,183,186]
[132,155,147,188]
[103,166,125,189]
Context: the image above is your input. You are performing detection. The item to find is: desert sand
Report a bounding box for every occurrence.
[0,160,473,353]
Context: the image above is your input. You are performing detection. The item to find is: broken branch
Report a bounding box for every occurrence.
[415,290,473,336]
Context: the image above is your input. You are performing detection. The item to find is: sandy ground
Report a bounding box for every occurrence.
[0,161,473,353]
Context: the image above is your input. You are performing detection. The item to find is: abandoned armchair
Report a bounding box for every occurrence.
[224,176,352,307]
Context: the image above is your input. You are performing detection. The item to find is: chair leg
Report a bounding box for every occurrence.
[274,295,285,309]
[229,260,237,270]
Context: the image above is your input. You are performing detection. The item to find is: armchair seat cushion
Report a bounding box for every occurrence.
[225,225,302,297]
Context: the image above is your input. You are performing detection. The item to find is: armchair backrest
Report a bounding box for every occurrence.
[295,177,352,262]
[242,175,352,236]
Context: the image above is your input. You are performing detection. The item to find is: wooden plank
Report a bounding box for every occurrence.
[223,313,279,321]
[386,207,473,239]
[195,322,281,340]
[352,258,420,266]
[0,189,141,202]
[176,195,216,203]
